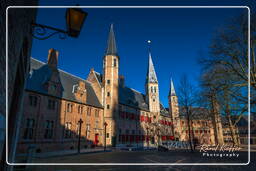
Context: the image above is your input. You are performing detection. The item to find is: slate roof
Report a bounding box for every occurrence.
[27,58,103,108]
[169,78,176,96]
[105,24,118,56]
[119,87,149,111]
[146,52,158,83]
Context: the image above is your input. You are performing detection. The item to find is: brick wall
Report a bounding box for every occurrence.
[17,91,104,154]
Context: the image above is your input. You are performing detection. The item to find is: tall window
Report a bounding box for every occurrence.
[154,87,156,93]
[67,103,73,113]
[23,118,35,139]
[48,99,56,110]
[95,121,99,129]
[76,122,80,138]
[64,122,72,138]
[95,109,99,117]
[78,105,83,114]
[113,58,117,67]
[87,107,91,116]
[86,124,90,138]
[29,95,37,107]
[44,120,54,139]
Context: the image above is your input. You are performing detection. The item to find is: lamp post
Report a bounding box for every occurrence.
[32,8,88,40]
[77,118,83,154]
[157,128,160,147]
[104,122,108,151]
[146,127,149,150]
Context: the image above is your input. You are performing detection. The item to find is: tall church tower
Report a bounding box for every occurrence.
[168,79,181,140]
[145,52,160,113]
[103,24,119,146]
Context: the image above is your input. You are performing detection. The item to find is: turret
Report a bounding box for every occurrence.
[103,24,119,146]
[168,78,181,140]
[145,50,160,113]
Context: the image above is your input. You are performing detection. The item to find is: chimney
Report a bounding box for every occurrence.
[47,48,59,69]
[119,75,125,87]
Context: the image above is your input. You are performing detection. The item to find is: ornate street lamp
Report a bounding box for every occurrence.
[104,122,108,151]
[66,8,87,38]
[32,8,88,40]
[77,118,83,153]
[146,127,149,150]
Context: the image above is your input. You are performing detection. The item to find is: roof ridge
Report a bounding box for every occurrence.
[31,57,90,83]
[94,71,101,75]
[129,87,144,94]
[31,57,46,64]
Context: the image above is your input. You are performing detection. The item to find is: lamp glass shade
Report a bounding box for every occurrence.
[66,8,87,38]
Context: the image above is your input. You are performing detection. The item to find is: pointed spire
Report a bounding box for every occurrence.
[169,78,176,96]
[146,52,158,83]
[105,24,118,56]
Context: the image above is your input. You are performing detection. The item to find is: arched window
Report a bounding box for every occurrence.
[113,58,117,67]
[154,87,156,93]
[151,87,153,93]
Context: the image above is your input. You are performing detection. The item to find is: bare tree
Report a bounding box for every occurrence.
[178,75,198,152]
[199,12,255,146]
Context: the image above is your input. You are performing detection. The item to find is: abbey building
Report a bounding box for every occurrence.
[17,24,216,153]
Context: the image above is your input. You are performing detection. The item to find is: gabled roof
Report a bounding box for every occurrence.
[93,71,103,87]
[105,24,118,56]
[146,52,158,83]
[27,58,103,108]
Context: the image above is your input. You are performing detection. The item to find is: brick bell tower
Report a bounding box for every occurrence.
[102,24,119,146]
[168,79,181,141]
[145,50,160,113]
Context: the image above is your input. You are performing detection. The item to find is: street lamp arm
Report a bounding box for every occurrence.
[31,23,68,40]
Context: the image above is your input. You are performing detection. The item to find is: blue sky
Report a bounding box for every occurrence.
[31,3,248,107]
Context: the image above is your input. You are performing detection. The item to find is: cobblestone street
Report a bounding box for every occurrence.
[16,149,255,171]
